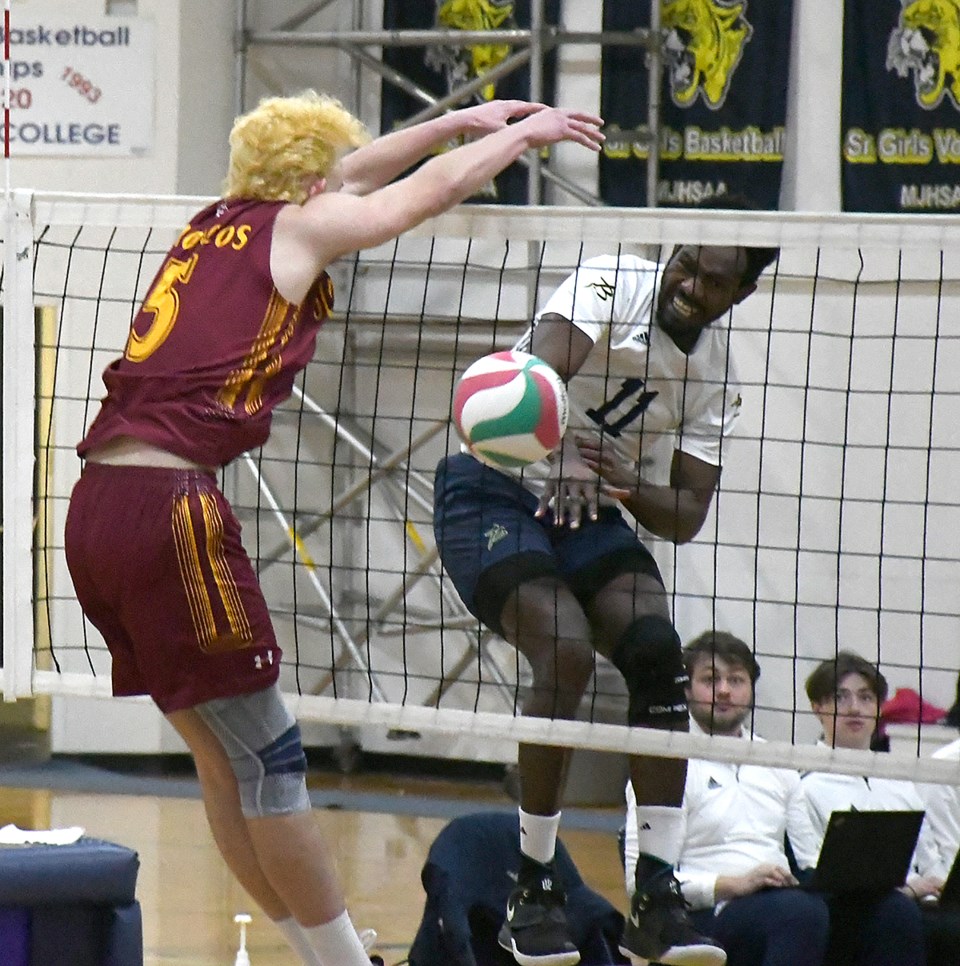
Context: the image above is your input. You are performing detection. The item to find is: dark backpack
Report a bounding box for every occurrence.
[407,811,628,966]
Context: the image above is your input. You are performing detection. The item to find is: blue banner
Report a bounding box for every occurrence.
[600,0,792,209]
[380,0,560,205]
[842,0,960,212]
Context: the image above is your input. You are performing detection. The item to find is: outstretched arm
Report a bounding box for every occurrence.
[339,100,550,196]
[272,106,604,303]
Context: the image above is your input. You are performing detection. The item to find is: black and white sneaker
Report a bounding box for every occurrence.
[497,860,580,966]
[619,854,726,966]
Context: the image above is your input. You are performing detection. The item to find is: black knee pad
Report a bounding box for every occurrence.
[610,615,689,728]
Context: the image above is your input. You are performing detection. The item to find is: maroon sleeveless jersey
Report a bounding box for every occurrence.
[78,198,332,467]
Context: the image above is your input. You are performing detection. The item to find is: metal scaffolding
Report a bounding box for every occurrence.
[233,0,662,206]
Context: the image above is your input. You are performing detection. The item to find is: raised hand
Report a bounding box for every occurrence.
[514,107,606,151]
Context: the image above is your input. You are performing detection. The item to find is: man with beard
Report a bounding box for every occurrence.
[623,631,829,966]
[433,197,778,966]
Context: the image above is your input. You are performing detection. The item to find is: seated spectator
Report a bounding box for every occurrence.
[624,630,829,966]
[802,651,939,966]
[917,674,960,880]
[916,673,960,966]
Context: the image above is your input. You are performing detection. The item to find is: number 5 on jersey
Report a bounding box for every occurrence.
[125,254,199,362]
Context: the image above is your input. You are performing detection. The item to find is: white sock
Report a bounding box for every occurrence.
[302,910,370,966]
[519,807,561,865]
[633,803,684,866]
[273,916,322,965]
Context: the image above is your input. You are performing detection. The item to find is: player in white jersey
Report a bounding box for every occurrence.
[512,251,740,499]
[434,196,778,966]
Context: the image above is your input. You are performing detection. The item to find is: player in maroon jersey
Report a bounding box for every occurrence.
[64,91,604,966]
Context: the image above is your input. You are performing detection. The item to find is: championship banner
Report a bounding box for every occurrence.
[381,0,559,204]
[2,5,154,157]
[842,0,960,212]
[600,0,792,209]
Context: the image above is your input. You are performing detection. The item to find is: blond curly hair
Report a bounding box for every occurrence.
[223,90,370,204]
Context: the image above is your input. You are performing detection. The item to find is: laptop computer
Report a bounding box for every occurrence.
[804,810,924,894]
[938,847,960,909]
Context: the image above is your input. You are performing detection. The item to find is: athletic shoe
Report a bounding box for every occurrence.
[619,854,726,966]
[497,859,581,966]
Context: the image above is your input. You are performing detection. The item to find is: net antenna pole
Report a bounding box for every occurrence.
[1,0,9,700]
[3,0,9,185]
[2,0,36,701]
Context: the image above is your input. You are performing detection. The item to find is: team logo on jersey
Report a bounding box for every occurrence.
[585,277,616,302]
[887,0,960,111]
[661,0,754,110]
[426,0,515,103]
[484,523,509,550]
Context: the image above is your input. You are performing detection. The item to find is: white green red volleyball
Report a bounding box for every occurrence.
[452,350,568,469]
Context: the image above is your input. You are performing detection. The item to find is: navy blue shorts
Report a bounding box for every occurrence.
[433,453,663,636]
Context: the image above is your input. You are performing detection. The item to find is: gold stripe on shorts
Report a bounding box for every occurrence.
[198,490,252,642]
[172,493,218,650]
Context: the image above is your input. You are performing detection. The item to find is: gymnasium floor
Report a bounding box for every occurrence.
[0,733,626,965]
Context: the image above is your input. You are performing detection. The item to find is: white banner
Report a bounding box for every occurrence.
[3,8,154,157]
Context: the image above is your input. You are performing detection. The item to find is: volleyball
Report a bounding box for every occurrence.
[452,350,568,469]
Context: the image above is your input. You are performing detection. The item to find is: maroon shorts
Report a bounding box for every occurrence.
[64,463,281,713]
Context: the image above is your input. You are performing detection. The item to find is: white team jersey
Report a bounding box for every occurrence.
[511,253,741,492]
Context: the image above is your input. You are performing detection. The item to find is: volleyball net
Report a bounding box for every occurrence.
[4,190,960,784]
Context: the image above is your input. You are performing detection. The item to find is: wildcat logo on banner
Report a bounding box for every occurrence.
[600,0,792,209]
[662,0,752,110]
[887,0,960,111]
[427,0,514,102]
[843,0,960,211]
[380,0,559,204]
